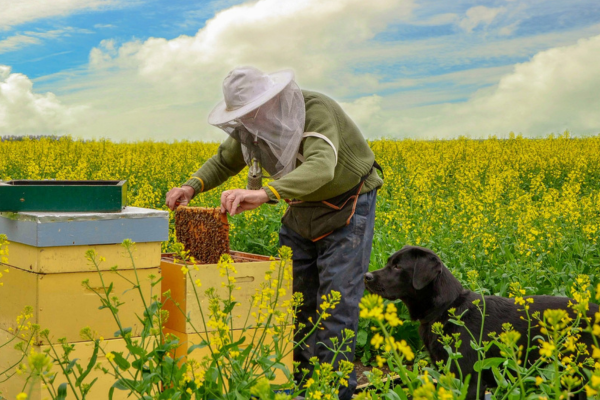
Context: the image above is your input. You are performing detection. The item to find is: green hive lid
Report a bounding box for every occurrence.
[0,180,127,212]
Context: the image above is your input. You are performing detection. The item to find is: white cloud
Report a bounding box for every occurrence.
[459,6,504,33]
[0,35,41,53]
[0,0,127,30]
[0,66,86,134]
[498,21,519,36]
[32,0,414,140]
[0,28,92,54]
[339,95,384,133]
[417,13,458,26]
[26,0,600,141]
[344,34,600,138]
[89,0,414,95]
[94,23,115,28]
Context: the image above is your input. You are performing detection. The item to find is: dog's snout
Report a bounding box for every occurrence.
[364,272,374,282]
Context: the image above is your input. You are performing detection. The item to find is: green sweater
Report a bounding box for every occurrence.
[184,90,383,202]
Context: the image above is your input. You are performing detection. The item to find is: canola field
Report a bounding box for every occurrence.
[1,134,599,298]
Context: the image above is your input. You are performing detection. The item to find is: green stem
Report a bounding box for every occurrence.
[475,290,487,400]
[43,338,82,400]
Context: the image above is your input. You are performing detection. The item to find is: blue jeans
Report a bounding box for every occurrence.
[279,189,377,400]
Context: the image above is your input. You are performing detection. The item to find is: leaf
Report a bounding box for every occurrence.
[113,378,137,391]
[393,386,409,400]
[112,352,131,371]
[223,301,238,314]
[357,329,368,347]
[492,366,508,388]
[114,326,132,338]
[128,343,146,357]
[188,341,208,354]
[143,300,160,319]
[76,341,99,386]
[384,390,402,400]
[65,358,79,373]
[234,390,248,400]
[56,383,68,400]
[473,357,505,372]
[508,389,522,400]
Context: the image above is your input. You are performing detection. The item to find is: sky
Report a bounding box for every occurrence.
[1,0,600,141]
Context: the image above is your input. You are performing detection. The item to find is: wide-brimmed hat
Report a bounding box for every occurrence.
[208,66,295,126]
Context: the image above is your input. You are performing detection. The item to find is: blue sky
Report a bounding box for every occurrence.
[1,1,240,79]
[1,0,600,140]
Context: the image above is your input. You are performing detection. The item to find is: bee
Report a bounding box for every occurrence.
[175,207,229,264]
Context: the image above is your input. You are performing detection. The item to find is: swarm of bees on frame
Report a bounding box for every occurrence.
[175,207,230,264]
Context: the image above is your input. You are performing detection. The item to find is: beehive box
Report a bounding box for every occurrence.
[161,251,292,334]
[0,330,130,400]
[163,327,294,385]
[0,262,159,343]
[4,241,161,273]
[0,208,168,344]
[0,207,168,247]
[0,180,127,213]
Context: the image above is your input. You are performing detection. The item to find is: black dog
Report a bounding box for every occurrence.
[364,245,598,399]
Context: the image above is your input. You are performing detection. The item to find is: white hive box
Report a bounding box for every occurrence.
[0,207,168,400]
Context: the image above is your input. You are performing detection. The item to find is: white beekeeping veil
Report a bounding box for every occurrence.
[208,66,305,179]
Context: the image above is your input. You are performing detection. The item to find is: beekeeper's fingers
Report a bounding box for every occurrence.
[223,191,237,215]
[230,193,244,216]
[165,188,182,210]
[221,190,232,214]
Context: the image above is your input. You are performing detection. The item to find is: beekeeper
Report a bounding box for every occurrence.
[166,66,383,400]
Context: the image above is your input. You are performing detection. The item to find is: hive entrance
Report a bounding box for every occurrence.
[174,207,229,264]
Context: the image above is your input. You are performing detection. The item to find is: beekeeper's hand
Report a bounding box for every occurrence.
[221,189,269,216]
[165,186,195,210]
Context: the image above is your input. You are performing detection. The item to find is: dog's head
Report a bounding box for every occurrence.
[364,245,464,321]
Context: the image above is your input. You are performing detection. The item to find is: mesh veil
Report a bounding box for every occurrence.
[213,81,305,180]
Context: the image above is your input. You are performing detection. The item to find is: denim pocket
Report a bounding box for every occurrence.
[354,193,371,217]
[352,212,368,236]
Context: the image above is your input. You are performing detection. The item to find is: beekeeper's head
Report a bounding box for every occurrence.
[208,66,305,180]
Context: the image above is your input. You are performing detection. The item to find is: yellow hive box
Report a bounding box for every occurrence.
[0,264,159,344]
[0,329,131,400]
[163,327,294,386]
[5,241,162,273]
[161,251,292,334]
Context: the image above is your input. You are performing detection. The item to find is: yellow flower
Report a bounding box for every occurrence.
[536,376,544,386]
[539,341,556,358]
[371,333,384,349]
[16,393,28,400]
[593,345,600,359]
[586,385,598,397]
[397,339,415,361]
[27,348,52,374]
[438,387,454,400]
[359,294,385,321]
[106,352,116,362]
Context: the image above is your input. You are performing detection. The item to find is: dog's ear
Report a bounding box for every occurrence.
[410,248,443,290]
